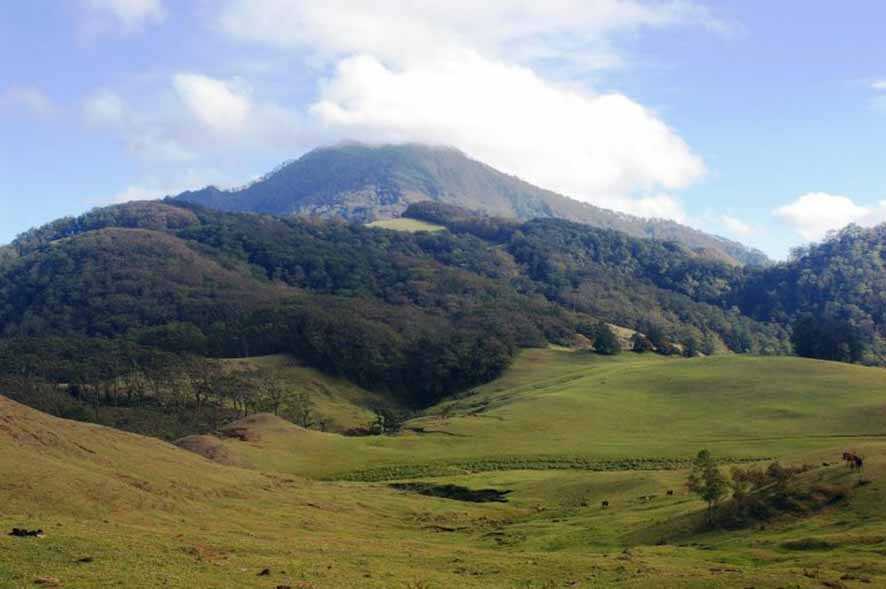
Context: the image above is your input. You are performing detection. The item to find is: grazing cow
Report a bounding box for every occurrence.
[666,490,674,496]
[842,451,865,471]
[9,528,43,537]
[601,500,609,510]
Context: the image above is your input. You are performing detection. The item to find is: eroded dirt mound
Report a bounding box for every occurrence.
[220,413,306,442]
[174,435,241,466]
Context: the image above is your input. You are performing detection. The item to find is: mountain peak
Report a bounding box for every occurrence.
[175,142,769,265]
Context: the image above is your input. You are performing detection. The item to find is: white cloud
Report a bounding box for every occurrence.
[872,80,886,90]
[82,90,196,162]
[84,0,166,32]
[83,74,300,168]
[173,73,301,144]
[720,215,753,236]
[773,192,886,241]
[0,86,56,117]
[219,0,718,69]
[83,90,126,126]
[311,52,704,213]
[173,74,253,135]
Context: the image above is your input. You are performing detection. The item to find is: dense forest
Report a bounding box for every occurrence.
[1,200,884,432]
[407,202,886,364]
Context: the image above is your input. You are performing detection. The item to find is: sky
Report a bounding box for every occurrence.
[2,1,886,259]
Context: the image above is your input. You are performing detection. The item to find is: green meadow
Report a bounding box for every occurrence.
[219,350,886,480]
[3,349,886,588]
[365,218,446,232]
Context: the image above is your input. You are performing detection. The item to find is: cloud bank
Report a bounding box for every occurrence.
[774,192,886,241]
[311,52,704,218]
[213,0,713,220]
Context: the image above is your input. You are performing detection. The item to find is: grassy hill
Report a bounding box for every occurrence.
[3,353,886,587]
[202,350,886,480]
[220,355,388,431]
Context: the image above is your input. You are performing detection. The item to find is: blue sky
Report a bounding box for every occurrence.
[2,1,886,259]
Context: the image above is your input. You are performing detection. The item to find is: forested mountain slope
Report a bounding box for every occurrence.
[408,202,886,364]
[174,143,770,266]
[4,198,886,419]
[0,201,790,410]
[730,224,886,363]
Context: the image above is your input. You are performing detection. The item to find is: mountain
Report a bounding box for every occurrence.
[0,200,789,414]
[174,143,770,266]
[5,197,886,436]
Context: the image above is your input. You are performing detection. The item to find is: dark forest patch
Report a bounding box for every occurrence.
[389,482,511,503]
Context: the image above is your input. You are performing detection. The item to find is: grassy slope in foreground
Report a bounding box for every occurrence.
[214,350,886,480]
[0,396,593,588]
[4,356,886,587]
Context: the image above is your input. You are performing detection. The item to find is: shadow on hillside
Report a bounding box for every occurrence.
[625,464,855,546]
[389,482,512,503]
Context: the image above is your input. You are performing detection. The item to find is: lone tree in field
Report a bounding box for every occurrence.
[687,449,729,525]
[370,406,406,435]
[591,322,621,355]
[288,391,315,428]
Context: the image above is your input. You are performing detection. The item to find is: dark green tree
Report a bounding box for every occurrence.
[687,449,729,525]
[592,322,621,355]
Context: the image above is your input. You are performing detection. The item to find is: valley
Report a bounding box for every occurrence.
[6,3,886,587]
[3,350,886,588]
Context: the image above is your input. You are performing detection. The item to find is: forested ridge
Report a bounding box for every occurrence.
[408,202,886,364]
[1,200,884,425]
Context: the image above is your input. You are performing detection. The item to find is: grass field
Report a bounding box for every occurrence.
[366,218,446,232]
[221,355,388,432]
[2,350,886,587]
[214,350,886,480]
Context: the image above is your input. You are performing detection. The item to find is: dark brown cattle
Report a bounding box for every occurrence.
[601,500,609,509]
[842,451,865,471]
[9,528,43,537]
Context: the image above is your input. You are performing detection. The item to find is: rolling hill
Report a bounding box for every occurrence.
[198,349,886,480]
[173,143,770,266]
[4,351,886,588]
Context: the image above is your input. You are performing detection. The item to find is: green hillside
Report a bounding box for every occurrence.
[201,350,886,480]
[3,353,886,588]
[0,200,789,420]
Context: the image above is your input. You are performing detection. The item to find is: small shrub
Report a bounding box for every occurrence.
[780,538,837,551]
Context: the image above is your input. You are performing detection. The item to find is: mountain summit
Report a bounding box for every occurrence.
[174,143,769,266]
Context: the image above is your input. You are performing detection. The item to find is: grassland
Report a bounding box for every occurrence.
[3,350,886,587]
[213,350,886,480]
[366,218,446,232]
[222,355,388,431]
